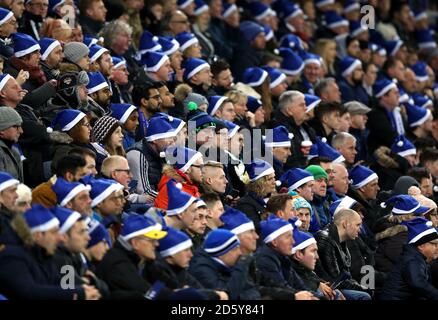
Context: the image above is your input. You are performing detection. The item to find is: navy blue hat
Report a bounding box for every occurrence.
[175,32,199,52]
[159,226,192,257]
[89,178,124,208]
[39,37,61,61]
[207,95,228,116]
[203,228,240,257]
[222,2,237,18]
[292,229,316,254]
[329,196,357,217]
[314,137,345,163]
[277,2,303,21]
[385,39,404,56]
[220,207,255,235]
[349,20,368,37]
[49,0,65,13]
[50,206,82,234]
[260,214,293,244]
[300,51,322,67]
[146,116,178,141]
[245,158,275,182]
[140,51,169,72]
[182,57,209,81]
[110,103,137,124]
[194,0,208,15]
[325,10,348,29]
[177,0,194,9]
[248,1,273,21]
[279,47,304,76]
[349,165,378,189]
[86,72,109,94]
[239,21,265,43]
[415,29,437,49]
[88,44,108,63]
[263,25,274,42]
[410,61,429,82]
[264,125,293,148]
[87,219,111,248]
[339,55,362,77]
[402,217,438,246]
[370,43,387,56]
[381,195,431,216]
[24,204,60,233]
[49,109,86,132]
[158,36,179,56]
[223,120,240,138]
[164,146,202,172]
[52,178,91,207]
[280,168,314,191]
[279,34,304,51]
[12,33,40,57]
[343,0,360,13]
[166,179,198,216]
[138,31,161,55]
[314,0,334,8]
[83,36,99,48]
[246,96,263,113]
[0,171,19,193]
[0,8,13,27]
[121,214,167,241]
[262,66,286,89]
[155,113,185,134]
[373,78,397,98]
[391,135,416,157]
[242,67,268,87]
[405,103,432,128]
[412,94,433,108]
[304,94,321,113]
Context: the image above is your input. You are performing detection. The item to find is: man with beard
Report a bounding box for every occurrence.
[132,81,162,139]
[157,82,175,114]
[39,38,64,81]
[337,56,369,105]
[86,71,112,117]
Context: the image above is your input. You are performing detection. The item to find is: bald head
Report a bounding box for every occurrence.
[101,155,128,176]
[332,163,349,196]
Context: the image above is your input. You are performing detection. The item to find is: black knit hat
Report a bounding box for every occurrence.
[91,116,121,143]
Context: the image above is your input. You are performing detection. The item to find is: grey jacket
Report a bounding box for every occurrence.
[0,139,23,181]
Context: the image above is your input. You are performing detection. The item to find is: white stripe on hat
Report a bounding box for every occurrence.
[0,11,13,27]
[315,0,334,7]
[269,72,287,89]
[91,183,124,208]
[292,237,316,254]
[122,223,163,241]
[280,63,304,76]
[250,166,275,182]
[264,223,293,243]
[180,151,203,173]
[113,59,127,69]
[289,175,314,191]
[14,43,41,58]
[392,203,420,215]
[144,55,169,73]
[209,96,228,116]
[246,70,268,87]
[390,41,403,56]
[59,211,82,234]
[410,108,431,127]
[179,36,198,52]
[186,62,209,80]
[327,19,349,29]
[0,74,12,92]
[397,148,417,157]
[409,227,438,244]
[285,8,303,20]
[231,221,255,235]
[352,172,378,189]
[87,81,109,95]
[228,125,239,139]
[118,105,137,124]
[265,140,292,148]
[30,217,60,233]
[166,195,197,216]
[62,112,86,131]
[160,239,193,257]
[90,47,109,63]
[178,0,194,9]
[342,59,362,78]
[334,196,357,216]
[162,40,179,56]
[0,177,19,193]
[304,58,321,66]
[205,234,239,254]
[60,184,91,207]
[223,4,237,18]
[41,40,61,61]
[146,130,177,142]
[375,82,397,98]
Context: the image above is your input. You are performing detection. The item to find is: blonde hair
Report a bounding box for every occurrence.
[313,39,336,76]
[40,18,72,42]
[225,90,248,105]
[247,175,272,198]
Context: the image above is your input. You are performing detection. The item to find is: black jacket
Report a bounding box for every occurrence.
[290,258,325,292]
[18,11,43,40]
[78,15,105,37]
[235,192,266,235]
[366,105,399,154]
[380,245,438,300]
[0,206,23,246]
[375,224,408,273]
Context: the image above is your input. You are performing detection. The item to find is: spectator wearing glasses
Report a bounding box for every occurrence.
[0,7,17,58]
[0,107,23,181]
[18,0,48,40]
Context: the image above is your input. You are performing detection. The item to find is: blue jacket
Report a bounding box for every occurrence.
[338,79,369,105]
[122,129,136,151]
[380,245,438,300]
[309,194,330,234]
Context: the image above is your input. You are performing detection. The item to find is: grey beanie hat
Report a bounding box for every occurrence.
[0,107,22,131]
[64,42,90,64]
[183,93,209,109]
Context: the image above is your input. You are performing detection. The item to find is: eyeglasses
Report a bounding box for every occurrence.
[114,168,131,174]
[12,125,21,129]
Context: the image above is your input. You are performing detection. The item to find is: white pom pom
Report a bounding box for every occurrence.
[175,183,183,189]
[321,137,327,143]
[275,180,281,187]
[288,133,294,139]
[397,141,403,147]
[262,135,266,141]
[159,151,166,158]
[427,221,433,227]
[434,185,438,193]
[46,127,53,133]
[274,48,279,55]
[152,36,158,42]
[168,116,174,122]
[294,219,302,228]
[380,202,387,208]
[98,37,104,43]
[301,140,313,147]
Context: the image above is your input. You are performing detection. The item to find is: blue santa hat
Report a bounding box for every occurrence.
[141,51,169,73]
[314,0,334,8]
[370,43,387,56]
[339,56,362,78]
[159,226,193,257]
[110,103,137,124]
[0,171,19,193]
[187,111,216,131]
[246,96,263,113]
[242,67,268,87]
[412,8,428,22]
[52,178,91,207]
[138,31,162,55]
[279,34,304,51]
[177,0,194,9]
[314,137,345,163]
[245,158,275,182]
[158,36,180,56]
[402,217,438,246]
[381,195,431,216]
[24,204,60,233]
[157,113,185,134]
[49,0,65,13]
[49,109,86,132]
[261,215,293,244]
[88,44,108,63]
[373,78,397,98]
[248,1,273,20]
[194,0,209,15]
[182,58,209,81]
[121,214,167,241]
[329,196,357,217]
[415,29,437,49]
[391,135,416,157]
[413,94,433,108]
[87,219,111,248]
[39,37,61,61]
[239,21,265,43]
[222,2,237,18]
[263,25,274,42]
[12,33,40,58]
[325,10,349,29]
[280,168,314,191]
[164,146,203,173]
[410,61,429,82]
[89,178,124,208]
[166,179,198,216]
[300,51,322,67]
[292,229,316,254]
[264,125,293,148]
[86,72,109,94]
[277,2,303,20]
[385,39,404,56]
[223,120,240,139]
[146,116,178,141]
[343,0,360,13]
[349,20,368,37]
[207,95,228,116]
[0,8,13,27]
[112,56,126,69]
[50,206,82,234]
[304,94,321,113]
[279,47,304,76]
[220,207,255,235]
[398,86,411,104]
[203,228,240,257]
[405,103,432,128]
[349,165,378,189]
[175,32,199,52]
[83,36,99,48]
[262,66,286,89]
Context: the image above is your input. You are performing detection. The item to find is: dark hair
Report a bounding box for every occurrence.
[78,0,101,14]
[314,101,345,121]
[202,192,221,206]
[415,137,436,153]
[382,57,401,74]
[132,81,160,106]
[420,148,438,165]
[210,59,230,78]
[266,194,293,214]
[308,156,332,166]
[55,155,87,178]
[407,167,431,184]
[68,147,96,160]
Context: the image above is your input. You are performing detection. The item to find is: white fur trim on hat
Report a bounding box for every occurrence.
[87,81,109,95]
[62,112,86,131]
[146,130,177,142]
[0,74,12,92]
[0,11,13,27]
[144,55,169,73]
[60,184,91,207]
[14,43,41,58]
[180,151,203,173]
[228,125,239,139]
[90,47,108,63]
[392,203,420,215]
[160,239,193,257]
[59,211,82,234]
[289,175,314,191]
[334,197,357,216]
[285,8,303,20]
[398,148,417,157]
[265,140,292,148]
[41,40,61,61]
[264,223,293,243]
[306,99,321,113]
[353,172,378,189]
[122,223,163,241]
[389,41,403,56]
[270,72,287,89]
[250,166,275,182]
[113,59,127,69]
[247,70,268,87]
[304,58,321,66]
[315,0,334,7]
[375,82,397,98]
[0,177,19,193]
[204,234,239,254]
[178,0,194,9]
[292,237,316,254]
[118,105,137,124]
[410,109,432,128]
[91,183,124,208]
[186,62,209,80]
[342,59,362,78]
[209,96,227,116]
[30,217,60,233]
[327,19,349,29]
[180,36,198,52]
[231,221,255,235]
[166,195,197,216]
[223,4,237,18]
[409,227,438,244]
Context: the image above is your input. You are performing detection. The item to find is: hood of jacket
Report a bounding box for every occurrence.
[373,146,399,169]
[10,212,33,247]
[50,131,74,144]
[375,224,407,241]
